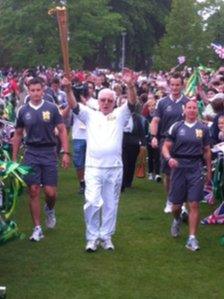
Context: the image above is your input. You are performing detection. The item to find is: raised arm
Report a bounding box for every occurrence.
[61,77,78,110]
[122,68,137,106]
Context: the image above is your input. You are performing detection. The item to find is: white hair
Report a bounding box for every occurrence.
[98,88,116,101]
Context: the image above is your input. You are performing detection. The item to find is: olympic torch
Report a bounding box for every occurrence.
[48,6,70,78]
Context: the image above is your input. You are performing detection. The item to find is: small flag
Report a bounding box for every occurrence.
[211,43,224,59]
[203,180,215,205]
[177,56,186,65]
[185,67,201,97]
[201,201,224,224]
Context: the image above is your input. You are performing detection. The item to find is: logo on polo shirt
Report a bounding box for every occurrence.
[25,112,31,120]
[179,129,185,136]
[166,105,172,112]
[195,129,203,138]
[42,111,51,121]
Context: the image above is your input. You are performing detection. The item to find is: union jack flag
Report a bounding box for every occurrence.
[201,201,224,224]
[177,56,186,65]
[211,43,224,59]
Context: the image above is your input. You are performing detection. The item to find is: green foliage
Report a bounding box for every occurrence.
[153,0,211,71]
[0,0,60,67]
[69,0,122,68]
[197,0,224,66]
[110,0,171,70]
[1,0,223,70]
[0,0,170,69]
[0,0,122,68]
[206,1,224,44]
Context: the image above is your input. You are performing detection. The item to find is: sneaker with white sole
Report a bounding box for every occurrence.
[154,174,162,183]
[29,227,44,242]
[85,240,99,252]
[171,218,182,237]
[44,204,56,229]
[148,173,154,181]
[101,239,115,251]
[181,205,189,223]
[185,237,200,251]
[164,200,172,213]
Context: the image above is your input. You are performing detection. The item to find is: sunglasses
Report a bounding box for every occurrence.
[99,98,114,103]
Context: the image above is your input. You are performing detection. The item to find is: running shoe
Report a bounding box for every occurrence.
[85,240,99,252]
[44,204,56,229]
[101,239,115,251]
[171,218,182,237]
[185,237,200,251]
[29,227,44,242]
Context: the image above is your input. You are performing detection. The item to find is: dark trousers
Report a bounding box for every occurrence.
[122,144,140,188]
[147,144,160,175]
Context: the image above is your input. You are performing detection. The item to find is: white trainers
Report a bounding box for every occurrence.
[29,227,44,242]
[154,174,162,183]
[181,205,189,223]
[148,173,154,180]
[44,204,56,229]
[171,218,182,238]
[185,237,200,252]
[101,239,115,251]
[164,200,172,213]
[85,240,99,252]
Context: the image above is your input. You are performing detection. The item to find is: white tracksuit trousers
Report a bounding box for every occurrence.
[84,167,123,241]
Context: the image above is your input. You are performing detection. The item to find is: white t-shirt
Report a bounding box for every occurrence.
[76,102,131,168]
[71,98,99,140]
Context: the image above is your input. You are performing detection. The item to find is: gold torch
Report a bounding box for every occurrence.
[48,6,70,78]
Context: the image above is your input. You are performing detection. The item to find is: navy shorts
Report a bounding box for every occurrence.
[24,149,58,186]
[169,164,204,205]
[72,139,86,170]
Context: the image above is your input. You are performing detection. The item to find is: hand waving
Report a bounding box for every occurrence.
[122,68,136,87]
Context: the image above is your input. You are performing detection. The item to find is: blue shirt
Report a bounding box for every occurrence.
[16,101,63,147]
[154,95,189,138]
[167,120,210,167]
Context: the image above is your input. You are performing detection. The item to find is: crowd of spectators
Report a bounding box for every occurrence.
[0,64,224,185]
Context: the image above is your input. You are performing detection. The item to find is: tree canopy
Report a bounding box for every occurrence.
[0,0,170,70]
[153,0,224,70]
[0,0,223,70]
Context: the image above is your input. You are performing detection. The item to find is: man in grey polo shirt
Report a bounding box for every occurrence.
[151,73,189,213]
[12,77,70,242]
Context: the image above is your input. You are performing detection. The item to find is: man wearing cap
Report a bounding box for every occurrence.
[62,69,136,252]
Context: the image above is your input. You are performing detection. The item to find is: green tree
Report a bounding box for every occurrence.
[109,0,171,70]
[196,0,224,66]
[206,2,224,44]
[153,0,209,71]
[69,0,122,69]
[0,0,59,67]
[0,0,122,68]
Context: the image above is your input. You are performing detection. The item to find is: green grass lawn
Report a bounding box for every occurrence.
[1,167,224,299]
